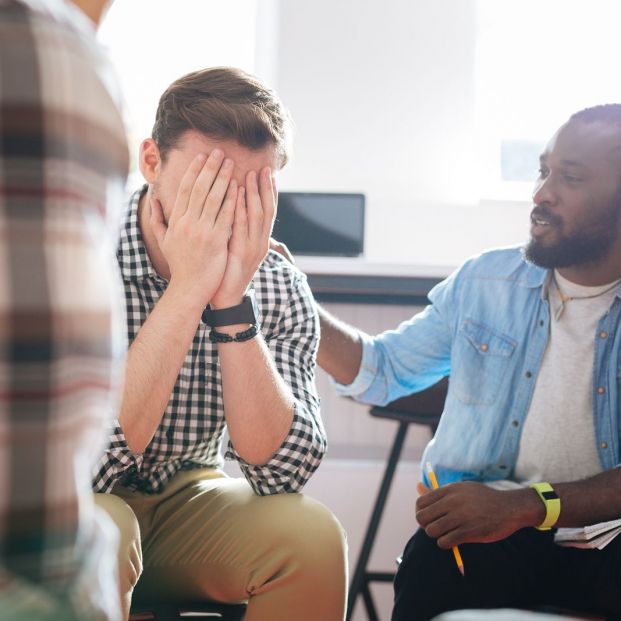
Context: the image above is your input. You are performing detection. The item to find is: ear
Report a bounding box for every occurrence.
[139,138,162,184]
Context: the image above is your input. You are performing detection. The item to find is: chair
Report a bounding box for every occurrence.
[346,378,449,621]
[129,601,246,620]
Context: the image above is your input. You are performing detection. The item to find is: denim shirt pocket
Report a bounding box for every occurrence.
[453,319,517,406]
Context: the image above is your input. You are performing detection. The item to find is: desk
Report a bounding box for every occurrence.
[296,257,453,305]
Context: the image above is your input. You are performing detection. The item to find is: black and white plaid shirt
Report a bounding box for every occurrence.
[92,187,326,496]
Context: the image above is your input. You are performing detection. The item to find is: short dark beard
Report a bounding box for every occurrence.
[524,195,621,269]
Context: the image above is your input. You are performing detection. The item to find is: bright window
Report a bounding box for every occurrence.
[99,0,258,180]
[475,0,621,201]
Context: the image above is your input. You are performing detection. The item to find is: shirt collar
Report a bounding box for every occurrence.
[117,185,161,282]
[540,270,554,300]
[524,257,621,301]
[518,250,548,291]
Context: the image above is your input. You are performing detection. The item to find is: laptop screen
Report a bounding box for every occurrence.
[273,192,365,257]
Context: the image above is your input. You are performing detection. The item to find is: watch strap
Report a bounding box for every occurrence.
[529,482,561,530]
[202,291,258,327]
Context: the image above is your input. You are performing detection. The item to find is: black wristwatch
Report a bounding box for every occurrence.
[202,290,259,327]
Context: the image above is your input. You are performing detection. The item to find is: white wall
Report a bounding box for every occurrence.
[258,0,531,267]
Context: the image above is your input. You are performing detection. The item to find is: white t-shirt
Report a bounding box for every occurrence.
[514,270,619,484]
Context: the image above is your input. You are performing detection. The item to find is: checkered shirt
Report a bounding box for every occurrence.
[92,187,326,496]
[0,0,129,619]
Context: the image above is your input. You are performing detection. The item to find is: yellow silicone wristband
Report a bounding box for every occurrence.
[529,482,561,530]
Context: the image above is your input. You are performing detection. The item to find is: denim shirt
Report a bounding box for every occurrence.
[335,247,621,487]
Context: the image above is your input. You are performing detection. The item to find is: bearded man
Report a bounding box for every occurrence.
[313,105,621,620]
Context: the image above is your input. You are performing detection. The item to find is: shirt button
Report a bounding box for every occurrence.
[525,371,532,378]
[480,344,489,352]
[512,420,519,427]
[499,464,507,470]
[597,386,606,395]
[599,331,608,339]
[539,319,545,327]
[601,441,608,449]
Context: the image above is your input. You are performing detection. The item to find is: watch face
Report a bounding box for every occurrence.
[247,289,259,320]
[542,490,559,501]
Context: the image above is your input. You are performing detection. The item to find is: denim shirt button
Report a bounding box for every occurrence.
[601,441,608,449]
[597,386,606,395]
[499,464,507,470]
[480,343,489,352]
[599,331,608,339]
[512,420,519,427]
[525,371,532,378]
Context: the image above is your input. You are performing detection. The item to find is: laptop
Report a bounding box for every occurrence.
[273,192,365,257]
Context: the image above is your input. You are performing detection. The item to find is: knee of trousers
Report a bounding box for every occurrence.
[262,494,348,576]
[94,493,143,593]
[393,529,461,621]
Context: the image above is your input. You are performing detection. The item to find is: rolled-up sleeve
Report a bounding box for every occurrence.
[333,266,463,405]
[226,268,326,495]
[91,420,144,492]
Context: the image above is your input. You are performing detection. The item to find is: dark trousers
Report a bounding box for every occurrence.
[392,527,621,621]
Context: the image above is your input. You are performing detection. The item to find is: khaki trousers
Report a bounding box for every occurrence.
[94,469,347,621]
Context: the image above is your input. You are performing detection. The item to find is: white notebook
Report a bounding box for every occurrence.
[554,519,621,550]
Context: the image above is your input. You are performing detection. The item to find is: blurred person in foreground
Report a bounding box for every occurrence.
[0,0,129,619]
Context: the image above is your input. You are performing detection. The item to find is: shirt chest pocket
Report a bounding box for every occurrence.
[453,319,517,406]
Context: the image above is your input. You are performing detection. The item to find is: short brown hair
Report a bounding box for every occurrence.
[152,67,292,166]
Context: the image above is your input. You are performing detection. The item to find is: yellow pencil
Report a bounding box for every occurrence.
[425,462,465,577]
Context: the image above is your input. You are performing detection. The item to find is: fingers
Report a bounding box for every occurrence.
[417,481,431,496]
[196,156,235,225]
[437,529,466,549]
[169,153,207,225]
[185,148,228,220]
[231,185,248,243]
[271,171,278,201]
[171,149,235,225]
[221,185,247,247]
[214,179,238,235]
[259,166,276,237]
[415,494,467,547]
[423,513,458,541]
[245,170,263,241]
[416,486,446,511]
[245,167,276,242]
[415,501,446,529]
[150,198,167,247]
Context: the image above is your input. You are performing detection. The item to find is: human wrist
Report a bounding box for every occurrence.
[167,278,214,314]
[210,297,245,311]
[510,488,547,529]
[203,291,259,337]
[209,290,247,310]
[529,482,561,530]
